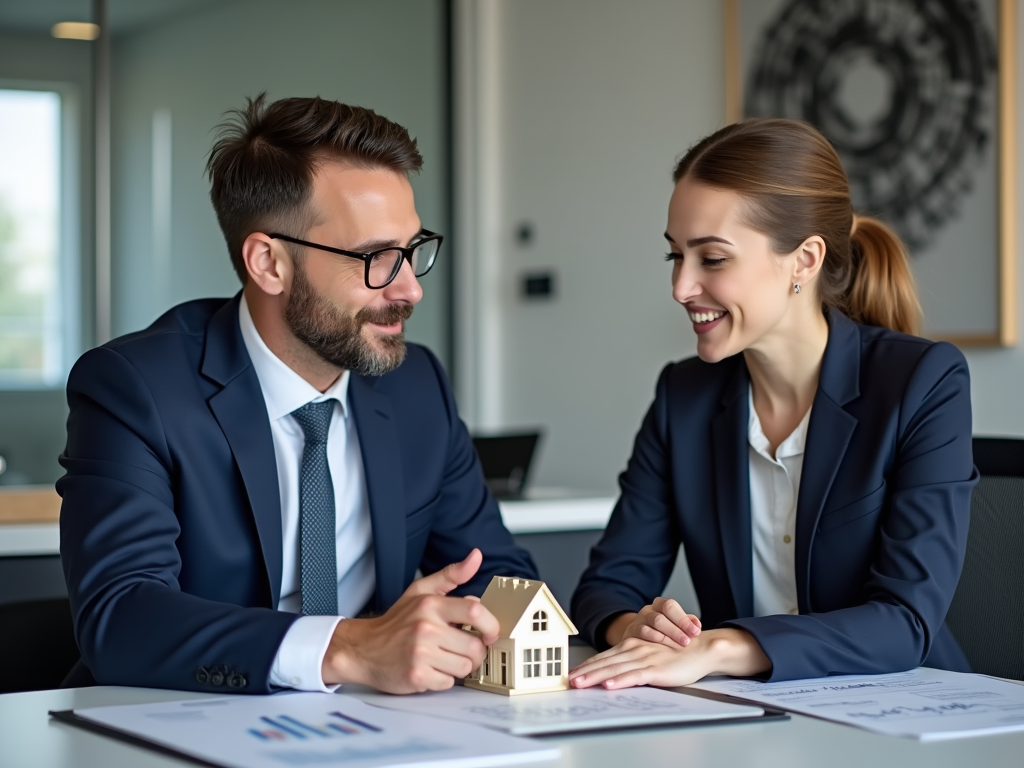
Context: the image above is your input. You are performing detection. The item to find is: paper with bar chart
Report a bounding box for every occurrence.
[690,667,1024,740]
[65,693,559,768]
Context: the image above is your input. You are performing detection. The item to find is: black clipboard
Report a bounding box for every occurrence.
[50,709,221,768]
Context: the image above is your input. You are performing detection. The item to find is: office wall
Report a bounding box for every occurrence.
[478,0,1024,495]
[467,0,717,492]
[110,0,451,363]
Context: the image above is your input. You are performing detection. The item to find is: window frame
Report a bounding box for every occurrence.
[0,78,82,390]
[546,646,562,676]
[522,648,541,678]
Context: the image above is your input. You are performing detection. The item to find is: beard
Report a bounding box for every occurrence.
[284,261,414,377]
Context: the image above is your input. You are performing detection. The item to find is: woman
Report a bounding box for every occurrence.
[568,118,977,689]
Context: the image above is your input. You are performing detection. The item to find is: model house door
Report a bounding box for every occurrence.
[500,651,507,686]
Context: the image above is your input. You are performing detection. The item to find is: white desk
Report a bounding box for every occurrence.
[0,494,618,557]
[498,491,615,534]
[0,524,59,557]
[2,681,1022,768]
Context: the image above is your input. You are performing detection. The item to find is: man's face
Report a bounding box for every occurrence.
[283,163,424,376]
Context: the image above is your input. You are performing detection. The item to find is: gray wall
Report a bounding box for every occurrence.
[480,0,1024,496]
[477,0,717,493]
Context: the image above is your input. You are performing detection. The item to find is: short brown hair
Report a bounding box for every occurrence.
[206,93,423,282]
[673,119,921,335]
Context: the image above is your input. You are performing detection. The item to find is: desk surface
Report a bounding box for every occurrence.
[2,683,1021,768]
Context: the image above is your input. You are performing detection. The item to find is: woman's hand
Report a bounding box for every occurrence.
[618,597,702,648]
[569,628,771,690]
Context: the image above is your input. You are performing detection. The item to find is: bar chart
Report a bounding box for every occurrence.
[248,710,382,741]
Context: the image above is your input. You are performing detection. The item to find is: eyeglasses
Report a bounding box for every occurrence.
[269,229,443,289]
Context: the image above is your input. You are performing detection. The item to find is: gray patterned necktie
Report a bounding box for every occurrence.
[291,400,338,616]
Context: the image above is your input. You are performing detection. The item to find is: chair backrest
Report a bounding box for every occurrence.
[945,437,1024,681]
[0,597,80,693]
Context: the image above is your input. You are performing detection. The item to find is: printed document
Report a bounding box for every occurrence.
[690,666,1024,740]
[62,693,559,768]
[360,684,764,735]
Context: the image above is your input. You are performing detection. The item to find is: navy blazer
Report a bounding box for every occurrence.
[571,312,977,681]
[58,295,537,693]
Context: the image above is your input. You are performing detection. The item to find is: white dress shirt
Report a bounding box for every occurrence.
[748,386,812,618]
[238,296,376,691]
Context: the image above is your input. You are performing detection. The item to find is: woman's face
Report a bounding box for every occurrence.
[666,179,798,363]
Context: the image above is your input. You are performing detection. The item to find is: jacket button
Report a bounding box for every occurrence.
[195,666,210,684]
[227,673,247,689]
[210,670,225,686]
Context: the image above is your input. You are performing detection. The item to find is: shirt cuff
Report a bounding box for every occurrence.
[269,615,344,692]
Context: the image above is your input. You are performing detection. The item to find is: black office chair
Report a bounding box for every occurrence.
[0,597,81,693]
[945,437,1024,681]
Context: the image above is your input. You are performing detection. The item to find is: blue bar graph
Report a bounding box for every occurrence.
[247,710,383,742]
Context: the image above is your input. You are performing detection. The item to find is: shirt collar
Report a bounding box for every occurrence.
[747,385,812,461]
[238,294,350,422]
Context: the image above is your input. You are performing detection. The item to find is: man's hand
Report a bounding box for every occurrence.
[320,548,500,693]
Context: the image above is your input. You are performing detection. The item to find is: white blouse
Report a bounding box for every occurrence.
[747,387,812,617]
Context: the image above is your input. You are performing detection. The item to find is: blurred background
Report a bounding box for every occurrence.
[1,0,1023,609]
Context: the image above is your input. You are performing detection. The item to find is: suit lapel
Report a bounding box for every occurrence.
[712,359,754,618]
[794,312,861,612]
[348,374,406,611]
[201,295,283,607]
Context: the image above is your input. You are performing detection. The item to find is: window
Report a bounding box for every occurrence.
[0,86,76,387]
[522,648,541,678]
[546,647,562,676]
[532,610,547,631]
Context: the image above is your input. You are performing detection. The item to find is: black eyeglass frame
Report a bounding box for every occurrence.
[268,229,443,289]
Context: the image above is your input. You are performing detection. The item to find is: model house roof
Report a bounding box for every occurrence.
[478,576,579,637]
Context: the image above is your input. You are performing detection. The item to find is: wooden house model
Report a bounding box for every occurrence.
[465,576,578,696]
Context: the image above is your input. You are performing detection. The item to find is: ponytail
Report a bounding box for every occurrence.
[846,215,921,336]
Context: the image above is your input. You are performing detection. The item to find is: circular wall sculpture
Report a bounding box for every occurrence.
[745,0,997,252]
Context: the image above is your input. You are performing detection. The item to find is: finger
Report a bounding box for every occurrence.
[568,636,648,674]
[406,548,483,597]
[602,667,655,690]
[653,597,700,636]
[435,623,488,666]
[403,663,458,693]
[647,612,692,646]
[570,658,642,688]
[425,646,484,682]
[568,645,623,675]
[433,595,500,645]
[635,622,686,650]
[569,641,651,679]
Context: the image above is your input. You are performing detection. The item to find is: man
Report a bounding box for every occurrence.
[58,95,537,694]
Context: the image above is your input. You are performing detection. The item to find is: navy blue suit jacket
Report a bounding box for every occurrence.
[58,295,537,693]
[571,312,977,680]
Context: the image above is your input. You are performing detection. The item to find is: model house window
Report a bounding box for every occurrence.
[0,87,76,387]
[523,648,541,677]
[546,647,562,676]
[532,610,548,631]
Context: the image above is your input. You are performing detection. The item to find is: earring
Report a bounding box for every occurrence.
[794,283,801,294]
